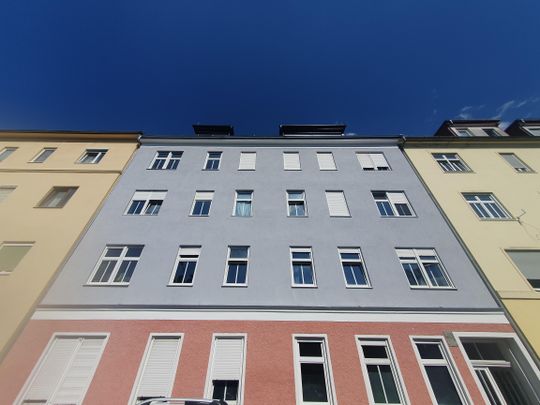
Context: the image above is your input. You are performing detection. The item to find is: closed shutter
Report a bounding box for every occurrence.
[211,337,245,380]
[501,153,527,171]
[387,192,409,205]
[325,191,350,216]
[22,336,105,404]
[179,246,201,256]
[283,152,301,170]
[133,191,167,201]
[53,337,107,404]
[395,249,414,258]
[0,187,14,202]
[134,336,182,399]
[507,251,540,281]
[195,191,214,200]
[371,153,389,169]
[239,152,256,170]
[356,153,374,170]
[316,152,336,170]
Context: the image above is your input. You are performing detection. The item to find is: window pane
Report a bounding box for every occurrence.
[395,203,412,216]
[230,247,248,258]
[293,264,304,284]
[380,364,400,403]
[300,363,328,402]
[91,260,116,283]
[292,252,311,260]
[105,248,123,257]
[301,264,314,284]
[340,253,360,260]
[362,345,388,359]
[417,343,443,359]
[424,263,450,287]
[128,200,145,214]
[235,201,251,216]
[367,365,386,403]
[0,245,32,273]
[492,368,529,405]
[126,246,143,257]
[425,366,463,405]
[299,342,322,357]
[344,264,367,285]
[377,201,393,216]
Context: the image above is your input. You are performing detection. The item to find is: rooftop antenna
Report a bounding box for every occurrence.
[516,209,527,223]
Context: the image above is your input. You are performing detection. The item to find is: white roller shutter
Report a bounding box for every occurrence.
[211,337,245,380]
[179,246,201,256]
[0,187,14,202]
[239,152,256,170]
[316,152,336,170]
[371,153,389,169]
[387,192,409,205]
[53,337,107,404]
[356,153,374,169]
[134,336,182,399]
[195,191,214,200]
[132,190,167,200]
[396,249,414,258]
[283,152,301,170]
[325,191,350,217]
[22,336,106,404]
[415,249,437,257]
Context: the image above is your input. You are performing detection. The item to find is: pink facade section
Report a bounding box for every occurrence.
[0,318,513,404]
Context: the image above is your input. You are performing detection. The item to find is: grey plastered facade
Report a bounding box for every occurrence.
[41,136,499,311]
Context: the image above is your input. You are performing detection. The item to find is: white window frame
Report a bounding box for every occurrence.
[190,191,214,217]
[356,152,391,171]
[238,151,256,171]
[36,186,78,208]
[168,246,201,286]
[287,190,308,217]
[223,246,249,287]
[148,151,183,170]
[316,152,337,171]
[410,336,471,405]
[0,147,17,162]
[525,127,540,136]
[462,193,511,220]
[203,333,247,405]
[290,247,317,288]
[454,332,540,405]
[372,191,415,217]
[292,334,337,405]
[396,248,454,289]
[499,153,533,173]
[283,151,301,171]
[355,336,409,405]
[86,245,143,286]
[432,153,471,173]
[124,190,167,216]
[128,333,184,405]
[453,128,473,137]
[15,332,109,405]
[204,151,222,171]
[77,149,108,164]
[232,190,253,217]
[0,242,33,275]
[29,147,56,163]
[338,247,371,288]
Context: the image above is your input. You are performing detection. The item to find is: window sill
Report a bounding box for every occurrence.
[84,283,130,287]
[222,284,248,288]
[478,217,515,222]
[167,283,194,287]
[329,215,352,218]
[379,215,417,218]
[123,213,159,217]
[345,285,372,289]
[189,214,210,217]
[409,286,457,291]
[287,215,309,218]
[231,215,253,218]
[292,285,317,288]
[0,272,12,276]
[202,169,220,171]
[238,169,255,171]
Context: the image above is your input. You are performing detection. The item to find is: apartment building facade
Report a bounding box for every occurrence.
[1,126,539,404]
[405,120,540,362]
[0,131,139,359]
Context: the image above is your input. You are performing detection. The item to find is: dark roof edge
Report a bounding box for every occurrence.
[403,135,540,147]
[0,129,142,142]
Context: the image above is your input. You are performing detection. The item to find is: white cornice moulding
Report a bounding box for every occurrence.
[32,309,509,324]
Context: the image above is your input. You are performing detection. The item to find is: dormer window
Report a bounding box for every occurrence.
[526,127,540,136]
[455,128,473,137]
[483,128,502,137]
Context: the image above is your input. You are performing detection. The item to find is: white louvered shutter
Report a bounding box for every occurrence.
[135,336,182,399]
[283,152,301,170]
[53,337,106,404]
[211,337,244,380]
[195,191,214,200]
[325,191,350,216]
[316,153,336,170]
[371,153,389,169]
[387,192,409,205]
[356,153,374,170]
[23,338,79,402]
[239,152,256,170]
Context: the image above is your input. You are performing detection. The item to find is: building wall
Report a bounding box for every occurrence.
[405,144,540,355]
[0,136,138,356]
[41,139,498,311]
[0,317,513,404]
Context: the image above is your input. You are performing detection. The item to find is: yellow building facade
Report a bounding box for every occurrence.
[0,131,139,358]
[405,135,540,356]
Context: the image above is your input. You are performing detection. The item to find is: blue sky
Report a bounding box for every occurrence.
[0,0,539,136]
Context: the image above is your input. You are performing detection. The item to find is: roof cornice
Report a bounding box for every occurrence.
[403,136,540,148]
[0,130,141,143]
[140,136,403,147]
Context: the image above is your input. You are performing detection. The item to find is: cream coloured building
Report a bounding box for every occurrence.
[405,119,540,356]
[0,130,139,358]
